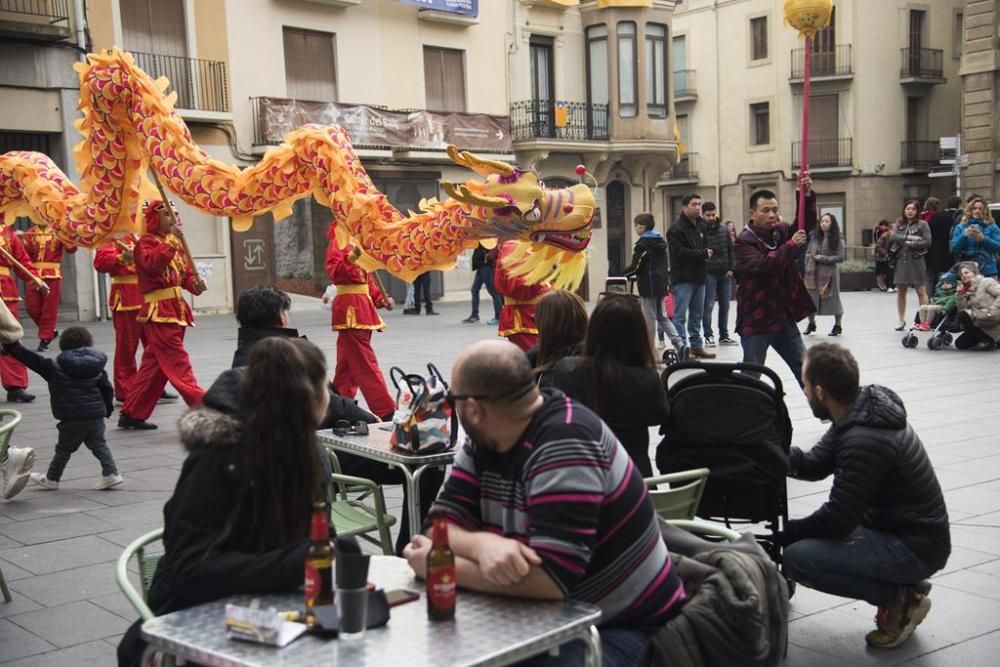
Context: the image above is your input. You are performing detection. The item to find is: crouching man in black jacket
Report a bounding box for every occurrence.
[777,343,950,650]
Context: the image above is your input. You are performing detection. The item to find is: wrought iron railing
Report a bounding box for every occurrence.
[130,52,230,112]
[0,0,69,23]
[900,47,944,80]
[673,69,696,99]
[790,44,852,79]
[510,100,608,141]
[900,141,941,169]
[792,138,853,169]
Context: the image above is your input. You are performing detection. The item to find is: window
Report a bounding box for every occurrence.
[645,23,668,118]
[750,16,768,61]
[750,102,770,146]
[283,27,337,101]
[424,46,466,112]
[617,22,637,118]
[121,0,186,56]
[586,25,609,107]
[530,36,554,103]
[953,12,964,59]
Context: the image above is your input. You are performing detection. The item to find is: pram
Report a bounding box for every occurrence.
[901,266,963,351]
[655,361,794,589]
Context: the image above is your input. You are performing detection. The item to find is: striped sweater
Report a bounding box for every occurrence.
[432,390,685,628]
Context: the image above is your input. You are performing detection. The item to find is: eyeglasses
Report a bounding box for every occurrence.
[332,420,370,436]
[445,382,537,408]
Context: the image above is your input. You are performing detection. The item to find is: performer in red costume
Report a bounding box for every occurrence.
[493,240,550,352]
[20,223,76,351]
[118,201,206,430]
[0,224,47,402]
[93,235,145,403]
[326,234,396,420]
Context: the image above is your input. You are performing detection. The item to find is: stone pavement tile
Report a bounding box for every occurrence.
[7,600,128,648]
[943,486,1000,516]
[73,489,168,508]
[0,513,117,546]
[786,642,867,666]
[907,630,1000,667]
[952,510,1000,527]
[0,535,21,550]
[83,499,170,530]
[0,535,123,576]
[90,591,141,623]
[0,617,56,662]
[932,567,1000,602]
[935,468,1000,493]
[0,593,43,620]
[0,492,107,520]
[934,546,999,576]
[949,525,1000,557]
[97,525,164,549]
[8,562,121,607]
[0,638,119,666]
[0,559,32,581]
[788,585,852,619]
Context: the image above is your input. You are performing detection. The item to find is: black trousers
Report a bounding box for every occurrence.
[413,273,434,312]
[49,418,117,481]
[956,311,997,350]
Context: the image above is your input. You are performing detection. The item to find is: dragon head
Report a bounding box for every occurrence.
[442,146,593,289]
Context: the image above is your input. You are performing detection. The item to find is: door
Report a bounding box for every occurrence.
[813,7,835,75]
[230,215,277,303]
[530,36,555,138]
[606,181,628,278]
[809,94,839,167]
[908,10,925,73]
[121,0,193,108]
[672,35,688,94]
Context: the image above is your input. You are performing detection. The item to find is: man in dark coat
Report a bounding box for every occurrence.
[926,195,963,293]
[623,213,682,352]
[778,343,950,650]
[667,194,716,359]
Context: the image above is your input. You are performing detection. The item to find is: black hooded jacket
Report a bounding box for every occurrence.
[4,342,113,420]
[785,385,951,572]
[623,231,670,297]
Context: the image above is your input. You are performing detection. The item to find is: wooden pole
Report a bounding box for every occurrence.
[0,245,46,291]
[797,35,813,231]
[148,170,203,287]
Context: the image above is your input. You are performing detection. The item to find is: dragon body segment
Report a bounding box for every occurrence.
[0,49,594,288]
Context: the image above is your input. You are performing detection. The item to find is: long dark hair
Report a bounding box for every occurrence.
[583,294,656,413]
[535,289,588,375]
[224,337,327,550]
[816,213,841,251]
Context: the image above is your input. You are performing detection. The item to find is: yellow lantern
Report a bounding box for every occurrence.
[783,0,834,39]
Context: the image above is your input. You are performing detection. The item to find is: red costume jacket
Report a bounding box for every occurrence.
[326,239,387,331]
[20,226,76,280]
[494,241,550,337]
[94,236,143,312]
[0,226,41,304]
[134,233,199,326]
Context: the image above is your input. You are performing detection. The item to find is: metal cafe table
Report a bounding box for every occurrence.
[317,424,456,534]
[141,556,603,666]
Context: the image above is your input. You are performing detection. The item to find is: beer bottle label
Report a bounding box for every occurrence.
[427,564,456,609]
[305,559,332,605]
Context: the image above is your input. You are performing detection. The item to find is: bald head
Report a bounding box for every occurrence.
[453,340,538,409]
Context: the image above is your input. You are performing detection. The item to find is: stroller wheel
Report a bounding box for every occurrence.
[928,336,944,351]
[661,349,678,367]
[943,332,954,346]
[902,334,919,348]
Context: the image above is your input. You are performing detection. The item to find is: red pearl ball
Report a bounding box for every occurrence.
[563,204,575,214]
[574,164,586,176]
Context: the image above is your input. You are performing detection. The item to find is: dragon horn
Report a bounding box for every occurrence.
[442,182,511,209]
[446,145,516,177]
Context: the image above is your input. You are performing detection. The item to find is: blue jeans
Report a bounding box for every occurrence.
[49,419,117,481]
[517,627,653,667]
[783,526,932,607]
[740,319,806,388]
[671,281,706,348]
[642,295,681,348]
[470,265,501,319]
[702,273,732,339]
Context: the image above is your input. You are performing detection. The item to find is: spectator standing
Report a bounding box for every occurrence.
[701,202,737,346]
[410,272,438,316]
[954,263,1000,351]
[890,200,931,330]
[803,213,847,336]
[920,197,939,223]
[734,189,815,387]
[926,196,962,293]
[546,294,669,477]
[462,243,502,324]
[531,289,587,387]
[779,344,950,649]
[873,220,894,293]
[623,213,683,352]
[667,194,715,359]
[950,196,1000,278]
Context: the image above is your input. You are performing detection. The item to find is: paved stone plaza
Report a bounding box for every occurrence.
[0,289,998,665]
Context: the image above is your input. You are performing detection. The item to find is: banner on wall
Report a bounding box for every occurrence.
[392,0,478,16]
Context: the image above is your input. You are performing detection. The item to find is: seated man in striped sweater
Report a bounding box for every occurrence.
[404,340,684,667]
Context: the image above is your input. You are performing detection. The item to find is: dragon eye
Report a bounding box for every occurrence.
[523,202,542,222]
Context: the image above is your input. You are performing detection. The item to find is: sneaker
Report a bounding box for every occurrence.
[94,473,124,490]
[118,414,158,430]
[829,325,843,337]
[158,390,179,403]
[1,446,35,499]
[425,310,439,316]
[888,287,897,293]
[704,336,716,347]
[6,389,35,403]
[718,336,738,346]
[486,318,499,326]
[29,472,59,490]
[865,588,931,649]
[37,339,51,352]
[677,344,689,361]
[914,321,931,331]
[689,347,717,359]
[462,316,480,324]
[402,308,420,315]
[114,397,125,406]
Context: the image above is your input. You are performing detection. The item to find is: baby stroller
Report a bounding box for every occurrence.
[655,361,794,590]
[901,266,963,351]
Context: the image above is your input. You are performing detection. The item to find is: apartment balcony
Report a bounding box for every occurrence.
[510,100,609,142]
[673,69,697,103]
[130,51,231,118]
[790,45,853,83]
[900,140,941,170]
[0,0,72,41]
[792,138,852,172]
[900,48,945,84]
[663,153,698,184]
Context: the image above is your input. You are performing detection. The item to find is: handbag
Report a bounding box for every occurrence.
[388,363,457,455]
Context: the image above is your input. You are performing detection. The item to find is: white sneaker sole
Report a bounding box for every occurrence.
[95,477,125,490]
[3,472,30,499]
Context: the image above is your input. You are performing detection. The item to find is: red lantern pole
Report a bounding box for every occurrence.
[797,35,812,231]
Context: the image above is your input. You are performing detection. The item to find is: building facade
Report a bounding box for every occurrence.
[670,0,964,247]
[960,0,1000,201]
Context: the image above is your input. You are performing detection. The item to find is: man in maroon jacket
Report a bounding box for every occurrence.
[734,189,816,387]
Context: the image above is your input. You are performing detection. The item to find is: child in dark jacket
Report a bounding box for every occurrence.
[3,327,122,490]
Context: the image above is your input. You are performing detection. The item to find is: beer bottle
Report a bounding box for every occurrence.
[304,501,334,628]
[426,508,456,621]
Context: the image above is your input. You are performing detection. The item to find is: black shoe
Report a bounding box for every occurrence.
[403,308,420,315]
[158,390,179,403]
[425,309,439,316]
[6,389,35,403]
[803,321,817,335]
[118,414,158,430]
[829,325,843,336]
[36,339,51,352]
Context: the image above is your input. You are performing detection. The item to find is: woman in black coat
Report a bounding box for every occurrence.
[531,289,588,387]
[546,293,669,477]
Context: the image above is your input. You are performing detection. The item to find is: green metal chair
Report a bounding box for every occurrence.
[645,468,710,521]
[667,518,741,542]
[116,528,165,620]
[0,409,23,602]
[323,446,397,555]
